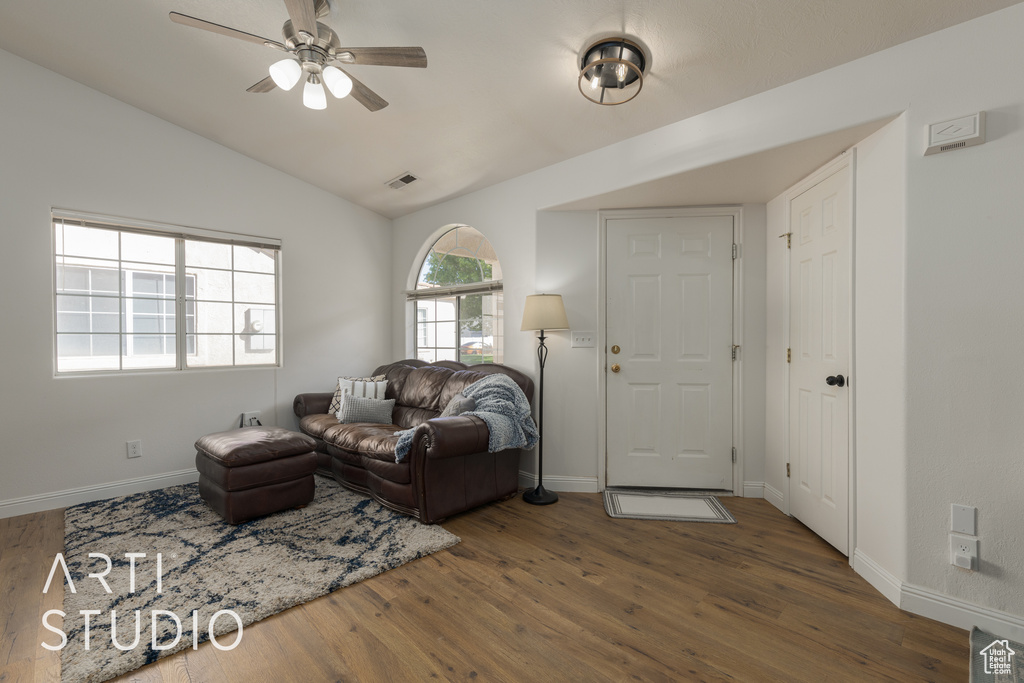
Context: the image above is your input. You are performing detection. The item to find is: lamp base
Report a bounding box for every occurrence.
[523,484,559,506]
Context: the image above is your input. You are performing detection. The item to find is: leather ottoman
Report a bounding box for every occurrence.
[195,426,318,524]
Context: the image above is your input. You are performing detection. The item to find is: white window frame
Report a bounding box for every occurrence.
[52,210,282,375]
[408,281,504,364]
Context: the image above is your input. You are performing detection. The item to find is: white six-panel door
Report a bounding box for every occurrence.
[606,214,734,489]
[788,164,851,554]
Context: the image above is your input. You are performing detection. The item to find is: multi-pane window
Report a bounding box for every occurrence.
[409,226,503,365]
[53,213,280,374]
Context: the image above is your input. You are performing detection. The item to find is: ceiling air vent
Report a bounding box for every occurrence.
[386,172,418,190]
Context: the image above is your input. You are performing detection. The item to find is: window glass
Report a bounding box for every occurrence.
[53,217,280,374]
[411,226,503,365]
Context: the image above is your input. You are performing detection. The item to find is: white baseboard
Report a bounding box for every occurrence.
[764,482,785,512]
[742,481,765,498]
[901,583,1024,643]
[0,469,200,519]
[518,471,600,493]
[851,549,1024,641]
[852,549,902,606]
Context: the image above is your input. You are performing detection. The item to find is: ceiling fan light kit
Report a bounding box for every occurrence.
[169,0,426,113]
[269,58,302,90]
[322,65,353,99]
[578,37,647,105]
[303,74,327,109]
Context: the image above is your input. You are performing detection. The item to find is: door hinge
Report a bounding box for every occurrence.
[732,447,737,463]
[732,344,740,361]
[786,463,791,478]
[732,243,738,259]
[786,348,791,363]
[779,232,792,249]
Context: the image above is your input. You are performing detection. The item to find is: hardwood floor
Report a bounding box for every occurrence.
[1,494,968,682]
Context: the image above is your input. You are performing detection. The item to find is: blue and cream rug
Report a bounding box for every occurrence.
[603,487,736,523]
[59,475,459,683]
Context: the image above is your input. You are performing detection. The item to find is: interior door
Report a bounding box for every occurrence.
[788,164,851,554]
[606,214,734,489]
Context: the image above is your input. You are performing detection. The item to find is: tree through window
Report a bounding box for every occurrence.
[410,226,503,365]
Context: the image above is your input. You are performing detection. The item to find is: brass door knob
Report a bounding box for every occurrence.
[611,363,621,373]
[611,345,621,354]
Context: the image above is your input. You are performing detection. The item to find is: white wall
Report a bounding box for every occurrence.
[765,117,910,603]
[0,48,392,515]
[851,118,909,595]
[393,3,1024,631]
[533,210,601,490]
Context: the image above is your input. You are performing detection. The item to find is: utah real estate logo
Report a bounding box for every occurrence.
[980,638,1016,677]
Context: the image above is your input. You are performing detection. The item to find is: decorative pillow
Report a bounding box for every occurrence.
[338,394,396,425]
[329,375,387,416]
[439,394,477,418]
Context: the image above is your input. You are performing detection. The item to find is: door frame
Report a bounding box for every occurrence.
[779,150,858,559]
[598,206,745,494]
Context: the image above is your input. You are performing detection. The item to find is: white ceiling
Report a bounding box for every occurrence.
[0,0,1019,219]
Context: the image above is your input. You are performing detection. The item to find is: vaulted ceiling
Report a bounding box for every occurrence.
[0,0,1019,218]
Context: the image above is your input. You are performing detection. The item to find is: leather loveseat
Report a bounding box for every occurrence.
[293,359,535,524]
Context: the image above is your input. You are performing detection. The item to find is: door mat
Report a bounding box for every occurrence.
[603,488,736,523]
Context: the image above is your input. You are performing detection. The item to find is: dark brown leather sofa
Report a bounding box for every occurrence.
[293,359,535,523]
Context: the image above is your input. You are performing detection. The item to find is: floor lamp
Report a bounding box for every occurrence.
[520,294,569,505]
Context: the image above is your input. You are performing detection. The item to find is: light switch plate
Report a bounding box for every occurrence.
[571,331,595,348]
[951,504,976,535]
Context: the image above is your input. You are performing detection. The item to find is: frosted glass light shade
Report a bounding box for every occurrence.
[322,66,353,99]
[521,294,569,331]
[269,58,302,91]
[303,77,327,110]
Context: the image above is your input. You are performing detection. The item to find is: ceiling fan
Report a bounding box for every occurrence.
[169,0,426,111]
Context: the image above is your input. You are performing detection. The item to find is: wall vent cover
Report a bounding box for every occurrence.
[925,112,985,156]
[387,172,418,189]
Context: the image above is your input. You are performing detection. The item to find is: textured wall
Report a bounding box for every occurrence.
[0,48,392,512]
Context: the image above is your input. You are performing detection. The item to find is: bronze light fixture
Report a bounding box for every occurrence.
[578,37,647,105]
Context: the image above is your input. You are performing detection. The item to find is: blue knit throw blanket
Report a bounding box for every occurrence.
[394,373,538,462]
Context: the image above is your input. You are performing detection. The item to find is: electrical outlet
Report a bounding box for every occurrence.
[241,411,261,427]
[571,331,595,348]
[950,534,978,570]
[126,440,142,459]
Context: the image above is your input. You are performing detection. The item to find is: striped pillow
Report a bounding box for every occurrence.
[329,375,387,416]
[338,394,396,425]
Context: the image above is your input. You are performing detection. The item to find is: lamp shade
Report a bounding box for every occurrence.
[521,294,569,331]
[303,75,327,110]
[269,58,302,91]
[322,66,353,99]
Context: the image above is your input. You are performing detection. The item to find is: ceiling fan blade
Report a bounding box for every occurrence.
[282,0,318,42]
[335,47,427,68]
[337,68,388,112]
[246,76,278,94]
[170,12,287,51]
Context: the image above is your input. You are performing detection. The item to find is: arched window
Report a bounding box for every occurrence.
[409,226,503,365]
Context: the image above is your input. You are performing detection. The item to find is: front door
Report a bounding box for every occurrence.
[788,163,852,554]
[606,213,734,489]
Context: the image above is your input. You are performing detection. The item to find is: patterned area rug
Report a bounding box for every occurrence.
[59,475,459,683]
[603,488,736,523]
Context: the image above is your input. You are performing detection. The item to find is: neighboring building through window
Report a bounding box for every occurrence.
[53,212,281,374]
[409,226,503,365]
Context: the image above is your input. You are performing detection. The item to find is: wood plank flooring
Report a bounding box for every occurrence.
[1,494,969,682]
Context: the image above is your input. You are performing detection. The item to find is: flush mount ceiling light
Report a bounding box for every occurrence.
[578,37,647,105]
